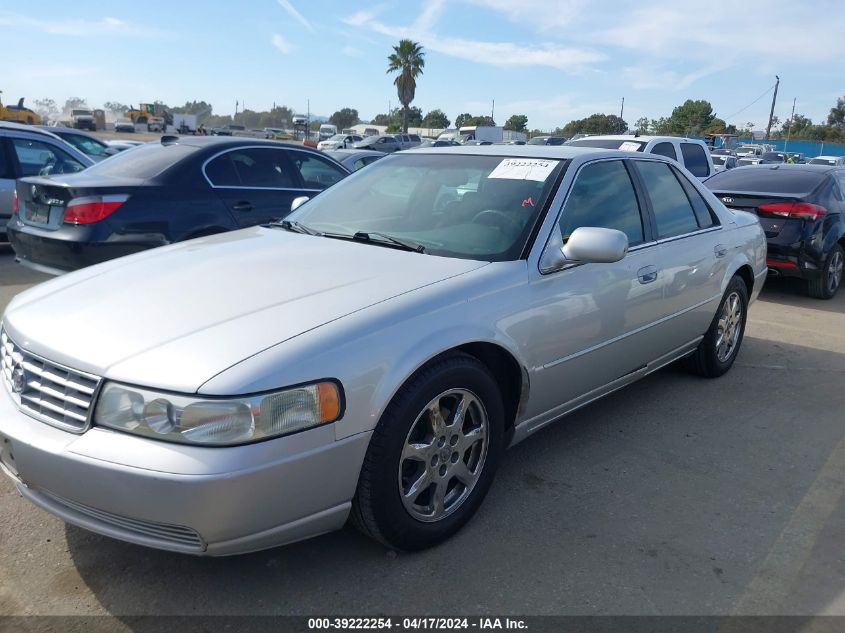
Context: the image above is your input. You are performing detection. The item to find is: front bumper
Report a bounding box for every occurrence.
[0,388,371,555]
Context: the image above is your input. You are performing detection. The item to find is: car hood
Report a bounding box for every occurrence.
[4,227,488,393]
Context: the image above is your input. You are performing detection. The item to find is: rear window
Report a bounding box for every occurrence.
[761,152,785,161]
[809,158,836,165]
[80,142,198,179]
[680,143,710,177]
[705,168,827,195]
[567,138,647,151]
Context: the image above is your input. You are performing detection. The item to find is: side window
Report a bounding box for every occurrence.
[292,152,347,190]
[226,148,296,188]
[205,153,240,186]
[635,161,700,238]
[651,142,678,161]
[12,138,85,177]
[680,143,710,177]
[672,166,717,228]
[558,160,645,246]
[0,140,10,178]
[352,159,367,171]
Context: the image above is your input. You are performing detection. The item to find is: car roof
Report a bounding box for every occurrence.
[730,163,842,174]
[407,145,613,160]
[0,121,62,140]
[570,134,700,143]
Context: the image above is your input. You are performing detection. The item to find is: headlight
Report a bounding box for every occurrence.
[93,381,342,446]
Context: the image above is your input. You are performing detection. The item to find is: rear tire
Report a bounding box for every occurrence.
[684,275,748,378]
[808,244,843,300]
[351,352,504,551]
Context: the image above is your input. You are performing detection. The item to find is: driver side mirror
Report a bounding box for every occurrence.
[291,196,310,212]
[540,226,628,273]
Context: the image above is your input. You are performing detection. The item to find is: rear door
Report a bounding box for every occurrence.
[205,146,303,227]
[631,158,726,348]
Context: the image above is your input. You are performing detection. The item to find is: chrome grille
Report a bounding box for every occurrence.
[1,329,100,432]
[39,489,205,552]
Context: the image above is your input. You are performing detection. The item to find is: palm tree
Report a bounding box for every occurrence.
[387,40,425,132]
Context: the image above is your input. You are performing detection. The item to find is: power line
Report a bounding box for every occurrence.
[723,83,776,121]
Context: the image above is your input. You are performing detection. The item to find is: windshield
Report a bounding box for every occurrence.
[566,138,647,151]
[326,134,346,142]
[712,156,726,165]
[528,137,547,145]
[809,158,835,165]
[287,153,566,261]
[762,152,785,161]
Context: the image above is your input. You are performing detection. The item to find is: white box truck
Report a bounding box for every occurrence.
[458,126,503,143]
[172,113,198,134]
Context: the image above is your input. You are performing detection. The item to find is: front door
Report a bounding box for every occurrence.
[524,158,666,419]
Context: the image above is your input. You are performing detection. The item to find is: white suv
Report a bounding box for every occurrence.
[566,135,714,180]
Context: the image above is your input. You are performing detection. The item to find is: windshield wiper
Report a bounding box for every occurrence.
[351,231,426,253]
[273,219,321,235]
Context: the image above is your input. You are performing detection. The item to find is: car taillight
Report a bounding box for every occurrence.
[63,195,130,224]
[11,190,18,215]
[758,201,827,221]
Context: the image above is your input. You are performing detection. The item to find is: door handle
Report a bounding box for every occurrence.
[637,265,658,284]
[232,201,254,212]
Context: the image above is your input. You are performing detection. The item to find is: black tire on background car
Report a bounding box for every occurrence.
[808,244,844,300]
[351,352,504,550]
[684,275,749,378]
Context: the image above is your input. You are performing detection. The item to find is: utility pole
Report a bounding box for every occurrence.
[784,97,796,152]
[235,100,238,118]
[491,99,495,124]
[620,97,624,121]
[765,75,780,140]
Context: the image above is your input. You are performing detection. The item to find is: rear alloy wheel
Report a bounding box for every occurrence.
[684,275,748,378]
[808,244,843,300]
[351,352,504,550]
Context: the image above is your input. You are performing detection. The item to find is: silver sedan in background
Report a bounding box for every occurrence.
[0,146,766,555]
[325,149,386,171]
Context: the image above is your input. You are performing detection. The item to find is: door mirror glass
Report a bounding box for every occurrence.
[291,196,310,212]
[562,226,628,263]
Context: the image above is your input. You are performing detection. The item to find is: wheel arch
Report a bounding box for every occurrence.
[732,263,755,297]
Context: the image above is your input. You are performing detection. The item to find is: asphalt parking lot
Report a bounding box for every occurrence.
[0,244,844,620]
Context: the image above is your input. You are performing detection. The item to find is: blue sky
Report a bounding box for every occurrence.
[2,0,843,131]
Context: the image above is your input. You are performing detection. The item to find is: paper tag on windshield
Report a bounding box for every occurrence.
[488,158,558,182]
[618,141,641,151]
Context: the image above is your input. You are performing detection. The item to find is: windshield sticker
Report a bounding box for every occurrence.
[618,141,642,151]
[488,158,558,182]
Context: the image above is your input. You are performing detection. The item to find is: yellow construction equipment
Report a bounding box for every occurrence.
[0,93,42,125]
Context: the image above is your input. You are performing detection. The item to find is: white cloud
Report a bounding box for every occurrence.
[343,8,605,72]
[271,34,294,54]
[623,62,734,91]
[462,0,588,31]
[0,11,166,37]
[276,0,314,32]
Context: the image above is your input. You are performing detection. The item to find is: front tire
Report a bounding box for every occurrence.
[351,352,504,550]
[684,275,748,378]
[808,244,843,300]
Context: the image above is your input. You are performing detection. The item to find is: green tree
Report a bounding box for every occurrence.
[827,96,845,129]
[421,109,450,129]
[454,113,473,128]
[667,99,715,135]
[504,114,528,132]
[329,107,360,130]
[704,117,727,135]
[387,39,425,133]
[561,113,627,136]
[634,117,650,134]
[102,101,128,115]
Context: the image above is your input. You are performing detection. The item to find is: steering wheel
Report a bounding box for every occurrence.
[471,209,522,235]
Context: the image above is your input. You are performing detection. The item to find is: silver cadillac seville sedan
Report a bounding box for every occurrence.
[0,145,767,555]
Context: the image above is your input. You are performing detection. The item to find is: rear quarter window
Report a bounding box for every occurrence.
[680,143,710,177]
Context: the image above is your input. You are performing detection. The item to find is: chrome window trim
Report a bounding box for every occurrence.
[201,144,323,190]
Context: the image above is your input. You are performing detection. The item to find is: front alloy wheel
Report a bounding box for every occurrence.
[399,389,489,523]
[352,352,504,550]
